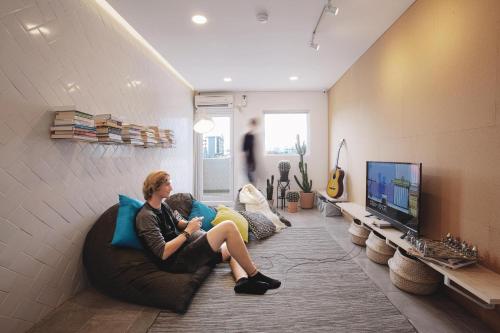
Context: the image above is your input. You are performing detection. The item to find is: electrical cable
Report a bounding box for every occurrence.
[254,245,365,295]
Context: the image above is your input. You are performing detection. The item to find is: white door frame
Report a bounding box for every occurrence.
[194,108,234,205]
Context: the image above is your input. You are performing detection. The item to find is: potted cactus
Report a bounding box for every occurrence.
[293,134,314,209]
[278,160,291,181]
[266,175,274,206]
[286,191,300,213]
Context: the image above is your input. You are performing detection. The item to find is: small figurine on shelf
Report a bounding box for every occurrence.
[286,191,300,213]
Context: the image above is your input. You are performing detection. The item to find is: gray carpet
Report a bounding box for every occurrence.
[149,227,416,332]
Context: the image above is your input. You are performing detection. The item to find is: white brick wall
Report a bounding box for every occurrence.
[0,1,194,332]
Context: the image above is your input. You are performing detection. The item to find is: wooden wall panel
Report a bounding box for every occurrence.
[328,0,500,273]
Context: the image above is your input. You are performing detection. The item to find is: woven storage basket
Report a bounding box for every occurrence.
[366,231,395,265]
[388,248,441,295]
[348,219,370,246]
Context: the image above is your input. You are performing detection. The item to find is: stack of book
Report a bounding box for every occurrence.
[160,128,175,148]
[121,124,143,145]
[141,127,158,147]
[50,108,97,141]
[94,114,123,144]
[148,127,173,148]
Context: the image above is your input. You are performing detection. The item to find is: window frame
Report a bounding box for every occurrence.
[263,110,310,156]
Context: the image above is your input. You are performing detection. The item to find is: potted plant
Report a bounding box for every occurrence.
[266,175,274,206]
[293,134,314,209]
[286,191,300,213]
[278,160,291,181]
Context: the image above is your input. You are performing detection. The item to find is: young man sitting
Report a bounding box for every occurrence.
[135,170,281,294]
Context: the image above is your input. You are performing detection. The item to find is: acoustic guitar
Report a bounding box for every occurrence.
[327,139,346,198]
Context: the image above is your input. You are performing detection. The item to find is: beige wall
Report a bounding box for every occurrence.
[328,0,500,327]
[0,1,193,332]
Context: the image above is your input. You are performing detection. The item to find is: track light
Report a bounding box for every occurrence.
[325,0,339,16]
[309,40,320,51]
[309,0,339,51]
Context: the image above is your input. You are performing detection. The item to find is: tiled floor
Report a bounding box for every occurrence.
[29,208,493,333]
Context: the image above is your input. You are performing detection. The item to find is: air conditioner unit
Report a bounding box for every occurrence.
[195,95,234,109]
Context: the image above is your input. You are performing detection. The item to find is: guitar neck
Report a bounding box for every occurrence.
[333,139,345,170]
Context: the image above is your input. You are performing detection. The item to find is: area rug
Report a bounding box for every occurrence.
[149,227,416,332]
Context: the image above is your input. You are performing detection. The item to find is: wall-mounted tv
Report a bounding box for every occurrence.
[366,161,422,235]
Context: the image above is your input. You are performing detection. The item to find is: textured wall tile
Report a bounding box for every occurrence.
[10,274,32,297]
[0,0,193,330]
[0,315,19,333]
[5,160,42,191]
[37,285,61,307]
[23,198,66,229]
[15,4,45,31]
[34,244,60,267]
[0,290,7,303]
[10,252,42,278]
[7,206,39,235]
[0,242,17,268]
[0,266,17,292]
[0,185,28,220]
[36,0,56,22]
[13,298,43,323]
[0,217,18,243]
[0,292,22,317]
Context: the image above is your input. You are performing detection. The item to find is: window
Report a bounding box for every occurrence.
[264,112,308,155]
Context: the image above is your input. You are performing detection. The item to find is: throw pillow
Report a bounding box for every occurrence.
[239,211,276,240]
[211,206,248,243]
[166,193,194,219]
[111,195,144,249]
[233,188,246,211]
[188,200,217,231]
[269,205,292,227]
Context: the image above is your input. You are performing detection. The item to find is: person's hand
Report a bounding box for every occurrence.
[185,217,202,234]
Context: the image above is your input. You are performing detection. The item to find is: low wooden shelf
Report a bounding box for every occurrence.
[336,202,500,309]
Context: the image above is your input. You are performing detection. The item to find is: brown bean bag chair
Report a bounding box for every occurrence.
[83,204,213,313]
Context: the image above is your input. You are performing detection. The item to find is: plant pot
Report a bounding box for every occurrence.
[287,202,298,213]
[300,192,315,209]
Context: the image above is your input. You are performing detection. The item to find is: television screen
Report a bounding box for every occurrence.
[366,161,422,235]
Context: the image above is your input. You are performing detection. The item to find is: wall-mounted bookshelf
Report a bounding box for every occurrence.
[49,107,175,148]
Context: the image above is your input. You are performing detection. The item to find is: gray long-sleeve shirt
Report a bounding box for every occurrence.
[135,202,180,259]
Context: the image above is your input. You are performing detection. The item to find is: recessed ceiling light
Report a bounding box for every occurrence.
[223,77,232,82]
[289,76,299,81]
[192,15,207,25]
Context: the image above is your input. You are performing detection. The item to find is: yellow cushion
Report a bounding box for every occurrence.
[211,206,248,243]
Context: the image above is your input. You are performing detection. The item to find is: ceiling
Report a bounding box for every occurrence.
[107,0,415,92]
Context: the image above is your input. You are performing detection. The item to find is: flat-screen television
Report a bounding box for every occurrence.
[366,161,422,235]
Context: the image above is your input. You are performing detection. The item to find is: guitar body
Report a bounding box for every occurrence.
[327,167,345,198]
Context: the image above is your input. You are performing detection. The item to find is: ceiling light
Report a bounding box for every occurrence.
[223,77,232,82]
[192,15,207,25]
[289,76,299,81]
[256,12,269,24]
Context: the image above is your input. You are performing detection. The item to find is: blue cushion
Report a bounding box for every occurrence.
[188,200,217,231]
[111,195,144,249]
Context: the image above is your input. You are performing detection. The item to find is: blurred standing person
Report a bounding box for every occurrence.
[242,118,258,184]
